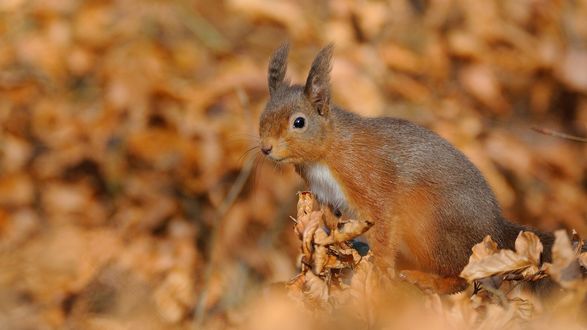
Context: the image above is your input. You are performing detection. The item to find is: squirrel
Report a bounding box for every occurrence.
[258,43,555,293]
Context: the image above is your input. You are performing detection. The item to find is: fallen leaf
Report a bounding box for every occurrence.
[543,230,583,289]
[153,268,195,323]
[460,232,543,283]
[557,48,587,92]
[514,231,543,265]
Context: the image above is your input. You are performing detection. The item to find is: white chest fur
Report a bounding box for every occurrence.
[305,164,347,209]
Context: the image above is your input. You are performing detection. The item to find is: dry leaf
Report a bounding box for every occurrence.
[469,235,499,263]
[153,269,195,323]
[557,49,587,92]
[514,231,543,265]
[460,232,543,283]
[459,64,509,113]
[2,0,587,328]
[303,271,329,305]
[297,191,314,218]
[543,230,584,289]
[227,0,310,38]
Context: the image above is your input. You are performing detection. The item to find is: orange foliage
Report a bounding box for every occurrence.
[0,0,586,328]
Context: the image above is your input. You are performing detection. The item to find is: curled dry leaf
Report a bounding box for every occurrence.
[312,228,329,274]
[543,230,584,289]
[297,191,314,218]
[286,191,378,321]
[469,235,499,263]
[294,192,368,276]
[460,232,543,283]
[455,229,587,329]
[347,255,376,322]
[302,271,330,306]
[285,273,306,304]
[509,297,534,321]
[571,229,584,254]
[515,231,543,265]
[299,210,323,270]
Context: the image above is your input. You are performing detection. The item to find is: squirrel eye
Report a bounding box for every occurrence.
[293,117,305,129]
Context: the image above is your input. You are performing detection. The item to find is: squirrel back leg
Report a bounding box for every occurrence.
[399,270,468,294]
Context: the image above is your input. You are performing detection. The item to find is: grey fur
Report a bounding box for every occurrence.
[304,44,334,116]
[260,44,555,278]
[268,42,290,97]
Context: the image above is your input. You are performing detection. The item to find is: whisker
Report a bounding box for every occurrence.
[238,145,260,163]
[249,153,265,210]
[272,159,281,173]
[251,154,263,189]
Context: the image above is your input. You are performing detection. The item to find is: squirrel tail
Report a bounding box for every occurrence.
[500,220,587,295]
[501,219,554,263]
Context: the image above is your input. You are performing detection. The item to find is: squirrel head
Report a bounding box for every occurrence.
[259,43,334,164]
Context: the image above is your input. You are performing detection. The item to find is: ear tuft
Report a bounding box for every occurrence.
[268,42,290,97]
[304,44,334,116]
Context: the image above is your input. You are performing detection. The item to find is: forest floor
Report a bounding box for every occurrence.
[0,0,586,329]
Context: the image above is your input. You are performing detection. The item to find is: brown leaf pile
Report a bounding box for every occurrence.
[285,192,376,316]
[270,193,587,329]
[0,0,586,329]
[461,229,587,290]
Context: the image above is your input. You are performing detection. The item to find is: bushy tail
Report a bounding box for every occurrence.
[501,220,554,263]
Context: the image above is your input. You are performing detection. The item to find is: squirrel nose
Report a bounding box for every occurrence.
[261,144,273,155]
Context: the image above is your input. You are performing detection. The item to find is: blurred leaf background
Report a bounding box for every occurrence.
[0,0,586,328]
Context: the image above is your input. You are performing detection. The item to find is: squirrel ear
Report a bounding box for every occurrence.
[305,44,333,116]
[268,42,290,97]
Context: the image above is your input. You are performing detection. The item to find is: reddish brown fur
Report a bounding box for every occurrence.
[259,44,555,291]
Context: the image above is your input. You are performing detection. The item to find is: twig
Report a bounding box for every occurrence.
[218,156,255,218]
[531,127,587,143]
[193,88,256,328]
[179,0,230,53]
[193,155,255,327]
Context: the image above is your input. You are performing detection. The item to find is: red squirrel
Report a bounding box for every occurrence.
[258,43,554,293]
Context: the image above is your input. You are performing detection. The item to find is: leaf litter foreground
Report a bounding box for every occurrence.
[257,192,587,330]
